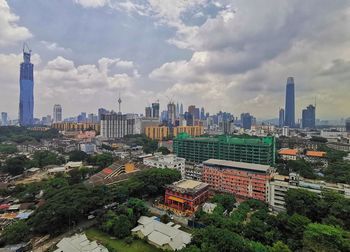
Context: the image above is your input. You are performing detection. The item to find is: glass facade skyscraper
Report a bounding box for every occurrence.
[19,45,34,126]
[284,77,295,128]
[302,104,316,129]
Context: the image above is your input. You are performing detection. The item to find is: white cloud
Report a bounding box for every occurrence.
[74,0,108,8]
[40,41,71,53]
[0,0,32,47]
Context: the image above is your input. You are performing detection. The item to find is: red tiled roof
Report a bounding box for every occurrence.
[306,151,326,157]
[102,168,113,175]
[278,149,298,156]
[0,204,10,210]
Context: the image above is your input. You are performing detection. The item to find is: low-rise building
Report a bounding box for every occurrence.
[131,216,191,251]
[202,202,217,214]
[53,233,108,252]
[202,159,274,201]
[143,154,185,178]
[278,148,298,161]
[304,151,328,166]
[164,179,209,214]
[268,173,350,211]
[80,143,96,155]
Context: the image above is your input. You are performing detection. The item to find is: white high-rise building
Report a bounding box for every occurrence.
[53,104,62,123]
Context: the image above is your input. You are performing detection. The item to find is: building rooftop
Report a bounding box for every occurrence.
[306,151,326,158]
[175,133,274,146]
[278,148,298,156]
[167,179,209,194]
[203,159,271,173]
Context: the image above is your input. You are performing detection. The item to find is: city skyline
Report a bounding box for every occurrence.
[0,0,350,120]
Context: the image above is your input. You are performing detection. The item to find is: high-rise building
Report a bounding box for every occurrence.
[302,104,316,129]
[284,77,295,128]
[152,102,160,118]
[1,112,8,126]
[279,108,285,127]
[167,102,176,126]
[173,133,276,165]
[345,118,350,132]
[180,103,184,116]
[19,44,34,126]
[53,104,62,123]
[98,108,109,122]
[176,103,179,118]
[145,106,152,118]
[200,107,205,120]
[100,113,136,139]
[241,113,253,130]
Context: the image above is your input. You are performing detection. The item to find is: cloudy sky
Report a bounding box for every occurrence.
[0,0,350,120]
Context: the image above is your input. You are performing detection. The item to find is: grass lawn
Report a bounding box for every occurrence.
[85,228,162,252]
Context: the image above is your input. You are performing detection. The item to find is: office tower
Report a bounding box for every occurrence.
[152,102,160,118]
[200,107,205,120]
[161,110,168,123]
[176,103,179,118]
[188,105,196,116]
[279,108,285,127]
[1,112,8,126]
[180,103,184,116]
[302,105,316,129]
[100,113,136,139]
[98,108,109,122]
[345,118,350,132]
[173,134,276,165]
[19,44,34,126]
[145,106,152,118]
[78,112,86,123]
[241,113,253,130]
[184,112,193,126]
[284,77,295,128]
[194,108,200,120]
[167,102,176,126]
[53,104,62,123]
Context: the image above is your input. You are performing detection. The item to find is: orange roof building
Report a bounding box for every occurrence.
[306,151,326,158]
[278,149,298,156]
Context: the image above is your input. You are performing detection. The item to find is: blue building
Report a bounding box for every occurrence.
[19,44,34,126]
[241,113,253,130]
[302,105,316,129]
[279,108,285,127]
[284,77,295,128]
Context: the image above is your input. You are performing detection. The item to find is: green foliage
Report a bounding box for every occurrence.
[270,241,291,252]
[2,220,30,244]
[318,145,347,163]
[0,144,17,154]
[88,153,114,168]
[157,146,170,155]
[0,126,60,143]
[324,161,350,184]
[69,150,89,161]
[29,184,112,234]
[285,159,316,179]
[32,150,64,167]
[211,193,236,211]
[285,188,321,221]
[115,168,181,197]
[303,223,350,252]
[3,155,30,176]
[123,134,158,154]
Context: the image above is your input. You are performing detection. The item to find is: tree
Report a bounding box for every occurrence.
[157,146,171,155]
[324,162,350,184]
[270,241,291,252]
[2,220,30,244]
[69,150,89,161]
[303,223,350,252]
[0,144,17,154]
[285,213,311,250]
[286,160,316,179]
[4,155,30,176]
[32,150,64,168]
[284,188,321,221]
[88,153,114,168]
[112,215,132,238]
[211,193,236,211]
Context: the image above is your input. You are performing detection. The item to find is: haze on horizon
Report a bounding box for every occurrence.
[0,0,350,120]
